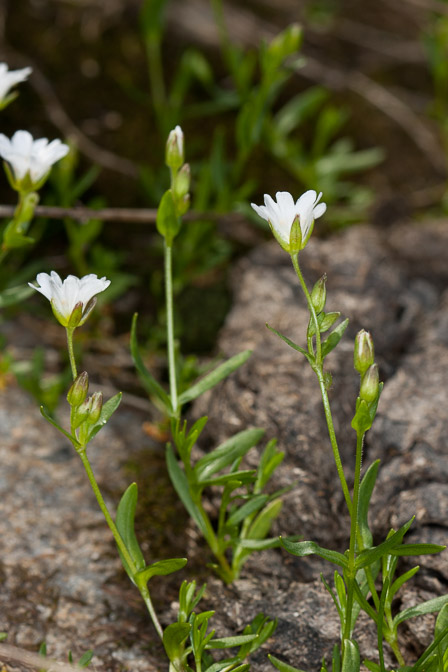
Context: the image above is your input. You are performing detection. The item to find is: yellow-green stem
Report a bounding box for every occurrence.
[78,449,163,640]
[165,241,179,417]
[66,328,77,380]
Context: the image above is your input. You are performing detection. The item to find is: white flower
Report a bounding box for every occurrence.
[0,63,32,106]
[251,190,326,252]
[29,271,111,328]
[165,125,184,169]
[0,130,69,189]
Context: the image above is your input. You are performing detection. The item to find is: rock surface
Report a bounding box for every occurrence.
[1,220,447,671]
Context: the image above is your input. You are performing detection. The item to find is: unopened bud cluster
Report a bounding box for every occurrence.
[166,125,190,216]
[68,372,103,436]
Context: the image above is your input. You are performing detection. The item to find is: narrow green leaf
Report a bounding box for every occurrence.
[268,654,307,672]
[390,543,446,557]
[394,595,448,629]
[341,640,360,672]
[321,318,349,358]
[178,350,252,406]
[77,650,94,668]
[247,499,283,540]
[354,517,414,570]
[200,470,256,488]
[136,558,188,585]
[166,444,209,537]
[0,283,34,308]
[435,604,448,640]
[206,635,258,649]
[87,392,122,442]
[116,483,145,582]
[40,406,81,447]
[389,566,419,601]
[266,323,313,363]
[195,428,265,481]
[130,313,172,412]
[358,460,380,549]
[281,539,348,569]
[226,495,268,527]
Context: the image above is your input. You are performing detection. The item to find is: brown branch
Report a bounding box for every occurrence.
[0,642,88,672]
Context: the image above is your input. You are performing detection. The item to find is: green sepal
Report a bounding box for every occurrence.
[135,558,188,586]
[115,482,146,583]
[87,392,122,442]
[195,428,265,482]
[321,318,349,358]
[351,382,383,434]
[40,405,81,448]
[354,517,414,570]
[268,654,307,672]
[163,622,191,666]
[341,640,360,672]
[281,538,348,569]
[166,444,209,538]
[177,350,252,406]
[131,313,172,413]
[393,594,448,629]
[266,323,314,364]
[156,189,181,245]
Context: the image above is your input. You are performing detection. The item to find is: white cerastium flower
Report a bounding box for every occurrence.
[29,271,111,329]
[0,130,69,191]
[0,63,32,109]
[251,190,326,253]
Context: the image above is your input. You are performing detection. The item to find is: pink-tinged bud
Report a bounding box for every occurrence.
[88,391,103,425]
[354,330,375,375]
[67,371,89,407]
[311,274,327,314]
[360,364,379,402]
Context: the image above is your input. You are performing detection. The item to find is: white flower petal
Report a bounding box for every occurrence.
[0,130,69,186]
[250,203,269,221]
[313,203,327,219]
[0,63,31,102]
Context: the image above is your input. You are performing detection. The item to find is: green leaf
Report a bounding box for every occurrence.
[281,539,348,569]
[354,517,414,570]
[195,428,265,481]
[166,444,209,537]
[234,537,288,551]
[226,495,269,527]
[87,392,122,442]
[247,499,283,540]
[390,543,446,557]
[206,635,258,649]
[0,283,34,308]
[156,189,181,245]
[115,483,145,583]
[200,470,256,488]
[266,323,313,363]
[358,460,380,550]
[77,650,94,668]
[321,318,349,358]
[163,622,191,663]
[268,654,307,672]
[341,640,360,672]
[394,595,448,628]
[177,350,252,406]
[40,406,81,447]
[130,313,172,413]
[136,558,188,585]
[389,566,419,601]
[435,604,448,640]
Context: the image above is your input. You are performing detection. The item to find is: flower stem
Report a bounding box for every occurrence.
[165,241,179,417]
[77,448,164,640]
[290,254,352,514]
[66,328,77,380]
[342,431,364,646]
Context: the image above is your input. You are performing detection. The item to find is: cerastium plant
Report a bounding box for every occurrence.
[250,191,448,672]
[131,125,294,583]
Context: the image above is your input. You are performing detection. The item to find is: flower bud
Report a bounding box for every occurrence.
[72,397,91,429]
[173,163,190,201]
[354,330,375,375]
[360,364,379,402]
[165,125,184,171]
[67,371,89,407]
[88,391,103,425]
[311,274,327,314]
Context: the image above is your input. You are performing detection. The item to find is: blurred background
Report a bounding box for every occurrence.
[0,0,447,410]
